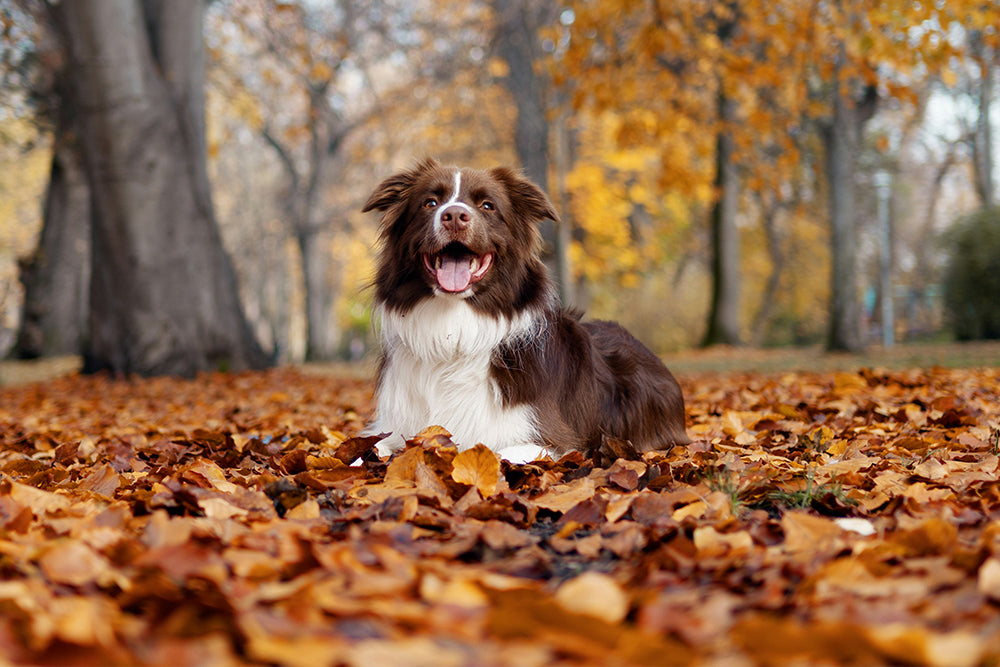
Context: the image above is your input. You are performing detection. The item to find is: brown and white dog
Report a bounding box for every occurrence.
[363,158,689,463]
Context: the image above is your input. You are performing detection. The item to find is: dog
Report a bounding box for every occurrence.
[363,158,689,463]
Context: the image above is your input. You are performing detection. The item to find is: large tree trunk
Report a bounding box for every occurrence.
[15,81,90,359]
[822,84,865,353]
[702,91,742,347]
[56,0,267,376]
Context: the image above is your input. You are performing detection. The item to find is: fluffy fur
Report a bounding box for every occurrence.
[364,158,689,462]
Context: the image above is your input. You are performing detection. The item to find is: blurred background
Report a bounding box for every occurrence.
[0,0,997,375]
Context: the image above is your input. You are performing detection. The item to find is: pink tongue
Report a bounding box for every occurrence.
[436,255,473,292]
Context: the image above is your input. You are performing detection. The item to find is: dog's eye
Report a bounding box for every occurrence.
[423,198,438,209]
[481,201,495,211]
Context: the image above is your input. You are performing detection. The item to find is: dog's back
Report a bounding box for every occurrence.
[491,313,689,458]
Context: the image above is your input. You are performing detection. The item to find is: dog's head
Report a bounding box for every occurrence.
[363,158,558,315]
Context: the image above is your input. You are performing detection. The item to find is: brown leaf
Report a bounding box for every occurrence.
[332,433,384,463]
[693,526,754,556]
[409,425,458,450]
[480,520,537,551]
[890,518,957,557]
[279,448,309,474]
[38,540,116,587]
[532,478,597,513]
[77,463,121,497]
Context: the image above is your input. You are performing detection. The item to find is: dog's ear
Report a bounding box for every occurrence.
[490,166,559,223]
[362,158,440,213]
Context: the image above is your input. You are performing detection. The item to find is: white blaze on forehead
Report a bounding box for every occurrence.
[433,169,475,233]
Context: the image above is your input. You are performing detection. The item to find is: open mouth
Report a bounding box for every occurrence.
[422,242,494,293]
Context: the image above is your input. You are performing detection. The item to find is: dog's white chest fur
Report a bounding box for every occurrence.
[371,298,545,463]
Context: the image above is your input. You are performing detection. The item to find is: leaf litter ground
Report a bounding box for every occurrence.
[1,365,1000,666]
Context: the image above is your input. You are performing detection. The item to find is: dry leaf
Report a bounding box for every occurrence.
[2,363,999,666]
[532,478,597,513]
[38,540,115,587]
[451,444,501,498]
[554,572,629,623]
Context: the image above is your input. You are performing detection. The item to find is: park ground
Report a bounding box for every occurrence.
[0,342,998,665]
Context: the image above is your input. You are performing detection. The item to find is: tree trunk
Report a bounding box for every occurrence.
[822,85,864,353]
[750,196,785,346]
[972,45,995,208]
[491,0,552,188]
[491,0,568,298]
[261,82,348,362]
[56,0,268,377]
[702,91,742,347]
[552,108,576,307]
[15,81,90,359]
[296,229,337,361]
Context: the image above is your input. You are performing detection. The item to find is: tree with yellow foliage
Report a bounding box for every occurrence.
[553,0,997,351]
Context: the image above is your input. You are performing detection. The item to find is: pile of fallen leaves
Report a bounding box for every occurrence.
[1,366,1000,666]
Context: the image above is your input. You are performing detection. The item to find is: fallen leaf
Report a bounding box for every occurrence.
[554,572,629,623]
[451,444,500,498]
[693,526,754,556]
[780,511,844,554]
[38,540,115,587]
[77,463,121,497]
[532,478,597,513]
[385,446,425,484]
[977,558,1000,600]
[1,362,999,666]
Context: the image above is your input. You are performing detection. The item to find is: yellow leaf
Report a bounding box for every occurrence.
[941,67,957,87]
[487,58,509,78]
[693,526,754,556]
[451,444,500,498]
[420,573,489,608]
[977,558,1000,601]
[555,572,629,623]
[285,498,320,520]
[309,61,333,81]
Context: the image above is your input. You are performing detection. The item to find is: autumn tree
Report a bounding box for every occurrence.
[700,4,742,347]
[554,0,994,351]
[819,63,877,353]
[217,0,436,360]
[51,0,268,376]
[215,0,509,360]
[804,0,992,350]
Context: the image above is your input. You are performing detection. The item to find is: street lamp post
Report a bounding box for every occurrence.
[874,170,894,348]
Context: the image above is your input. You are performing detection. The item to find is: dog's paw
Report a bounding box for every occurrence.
[497,444,547,465]
[374,433,404,459]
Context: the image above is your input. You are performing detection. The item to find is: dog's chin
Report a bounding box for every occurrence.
[422,242,494,295]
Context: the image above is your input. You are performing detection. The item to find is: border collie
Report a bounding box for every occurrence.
[363,158,689,463]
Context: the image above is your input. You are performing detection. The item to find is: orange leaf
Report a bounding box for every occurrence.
[385,446,425,484]
[451,444,500,498]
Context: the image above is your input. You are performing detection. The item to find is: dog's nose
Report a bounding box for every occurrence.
[440,205,471,232]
